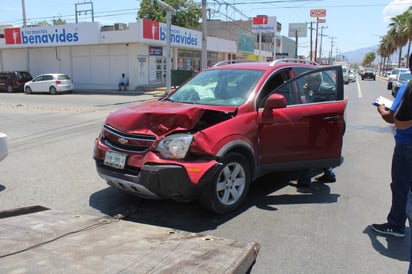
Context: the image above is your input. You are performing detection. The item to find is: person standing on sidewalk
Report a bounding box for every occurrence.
[371,53,412,238]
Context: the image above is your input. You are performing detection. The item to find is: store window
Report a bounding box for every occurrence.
[177,49,200,72]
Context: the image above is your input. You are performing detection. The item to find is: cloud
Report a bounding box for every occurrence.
[383,0,412,22]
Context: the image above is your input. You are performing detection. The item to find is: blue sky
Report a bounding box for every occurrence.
[1,0,411,56]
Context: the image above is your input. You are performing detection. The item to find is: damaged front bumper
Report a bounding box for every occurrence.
[95,160,217,201]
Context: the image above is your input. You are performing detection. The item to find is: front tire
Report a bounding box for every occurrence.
[200,152,251,215]
[25,86,32,94]
[7,85,13,93]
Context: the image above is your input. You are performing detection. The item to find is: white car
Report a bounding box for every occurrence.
[0,132,8,162]
[24,73,74,94]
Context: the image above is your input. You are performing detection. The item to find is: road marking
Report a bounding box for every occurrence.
[356,75,362,98]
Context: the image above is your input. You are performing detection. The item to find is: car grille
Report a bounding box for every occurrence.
[101,125,156,153]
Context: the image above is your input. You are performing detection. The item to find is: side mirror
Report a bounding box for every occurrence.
[262,94,287,123]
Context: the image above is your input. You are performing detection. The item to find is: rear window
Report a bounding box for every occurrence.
[16,71,32,79]
[57,74,70,80]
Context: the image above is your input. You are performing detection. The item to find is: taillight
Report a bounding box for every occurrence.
[56,80,61,85]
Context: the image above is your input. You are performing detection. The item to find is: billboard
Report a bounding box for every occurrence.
[252,16,277,33]
[288,23,307,38]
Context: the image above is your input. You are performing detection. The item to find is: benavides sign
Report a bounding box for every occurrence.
[4,23,100,47]
[141,19,201,49]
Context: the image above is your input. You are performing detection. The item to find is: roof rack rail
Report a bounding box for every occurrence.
[269,58,320,66]
[213,59,257,66]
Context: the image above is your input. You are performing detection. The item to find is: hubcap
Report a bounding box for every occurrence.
[216,162,245,205]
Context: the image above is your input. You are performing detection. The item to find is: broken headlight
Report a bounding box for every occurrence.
[157,134,193,159]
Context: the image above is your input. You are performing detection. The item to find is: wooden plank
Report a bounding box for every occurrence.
[0,207,260,273]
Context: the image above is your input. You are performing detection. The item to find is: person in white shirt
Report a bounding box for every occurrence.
[118,73,129,91]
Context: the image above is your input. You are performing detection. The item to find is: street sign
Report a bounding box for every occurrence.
[310,9,326,17]
[317,19,326,23]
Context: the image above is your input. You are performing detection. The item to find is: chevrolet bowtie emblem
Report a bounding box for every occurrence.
[118,138,128,145]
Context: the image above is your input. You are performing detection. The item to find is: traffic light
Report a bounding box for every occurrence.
[150,0,158,4]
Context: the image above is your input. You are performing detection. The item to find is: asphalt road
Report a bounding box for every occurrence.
[0,78,409,274]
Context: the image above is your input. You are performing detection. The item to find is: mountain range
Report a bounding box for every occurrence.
[342,46,378,64]
[343,44,412,65]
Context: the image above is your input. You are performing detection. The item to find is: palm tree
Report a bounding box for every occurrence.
[387,12,409,67]
[378,34,396,73]
[405,7,412,66]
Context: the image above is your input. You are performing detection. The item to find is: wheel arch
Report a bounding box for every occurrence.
[215,140,257,179]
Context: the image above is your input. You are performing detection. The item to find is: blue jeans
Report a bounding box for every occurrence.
[387,144,412,233]
[407,191,412,274]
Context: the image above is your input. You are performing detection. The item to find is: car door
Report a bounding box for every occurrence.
[30,75,45,92]
[257,66,345,171]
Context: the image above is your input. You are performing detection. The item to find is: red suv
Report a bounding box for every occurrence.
[94,59,346,214]
[0,71,33,92]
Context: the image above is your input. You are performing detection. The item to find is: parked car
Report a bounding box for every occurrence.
[0,71,33,93]
[24,73,74,95]
[387,68,409,90]
[361,68,376,81]
[93,59,346,214]
[342,66,349,84]
[0,132,8,162]
[391,71,412,97]
[349,70,356,82]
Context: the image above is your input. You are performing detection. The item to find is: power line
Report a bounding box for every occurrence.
[0,8,139,25]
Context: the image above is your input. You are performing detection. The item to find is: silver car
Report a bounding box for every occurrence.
[24,73,74,94]
[0,132,8,162]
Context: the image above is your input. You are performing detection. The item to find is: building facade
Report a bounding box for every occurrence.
[0,20,236,90]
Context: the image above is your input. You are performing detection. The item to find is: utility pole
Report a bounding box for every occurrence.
[75,1,94,23]
[21,0,27,27]
[318,26,328,62]
[150,0,176,94]
[329,36,336,64]
[308,22,314,61]
[201,0,207,70]
[314,18,319,62]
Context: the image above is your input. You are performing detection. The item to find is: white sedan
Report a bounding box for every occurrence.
[0,132,8,162]
[24,73,74,94]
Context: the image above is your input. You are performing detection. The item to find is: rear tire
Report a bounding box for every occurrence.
[200,152,251,215]
[50,86,57,95]
[7,85,13,93]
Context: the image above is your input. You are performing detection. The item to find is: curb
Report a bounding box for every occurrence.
[72,89,167,97]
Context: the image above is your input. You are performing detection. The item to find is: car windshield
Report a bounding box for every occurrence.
[167,69,264,106]
[399,73,412,81]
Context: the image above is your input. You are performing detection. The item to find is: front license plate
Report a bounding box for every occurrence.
[104,151,127,169]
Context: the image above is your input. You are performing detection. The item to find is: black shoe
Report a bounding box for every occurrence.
[371,223,405,237]
[316,173,336,183]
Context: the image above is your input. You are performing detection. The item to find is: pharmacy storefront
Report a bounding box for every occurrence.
[0,20,236,90]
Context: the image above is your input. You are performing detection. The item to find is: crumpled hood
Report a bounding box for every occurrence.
[105,100,236,136]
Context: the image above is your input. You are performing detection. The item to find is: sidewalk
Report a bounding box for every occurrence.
[72,86,167,97]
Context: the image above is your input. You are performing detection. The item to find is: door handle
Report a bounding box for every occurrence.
[323,115,340,121]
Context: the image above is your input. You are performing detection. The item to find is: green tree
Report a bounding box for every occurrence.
[52,18,66,25]
[138,0,201,28]
[362,51,376,67]
[36,20,50,26]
